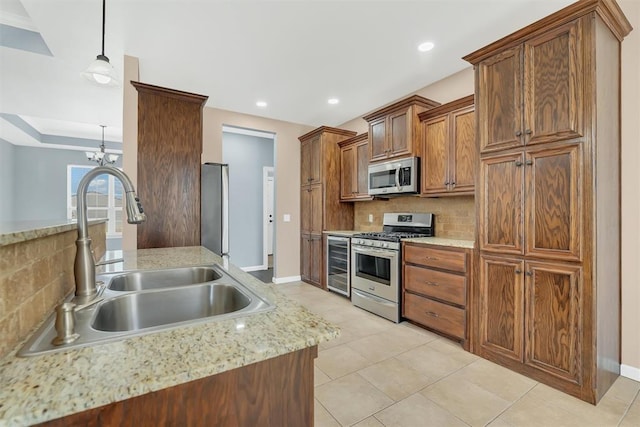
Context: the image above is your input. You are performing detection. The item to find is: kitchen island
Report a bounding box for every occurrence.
[0,246,340,426]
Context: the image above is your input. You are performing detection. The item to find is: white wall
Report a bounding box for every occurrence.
[0,139,15,221]
[222,131,274,269]
[11,145,125,221]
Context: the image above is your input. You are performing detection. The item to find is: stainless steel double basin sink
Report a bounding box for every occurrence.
[19,265,274,356]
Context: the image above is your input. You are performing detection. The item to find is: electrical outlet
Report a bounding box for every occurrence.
[283,214,291,222]
[368,214,373,223]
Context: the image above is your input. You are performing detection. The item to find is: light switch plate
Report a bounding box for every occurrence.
[368,214,373,223]
[283,214,291,222]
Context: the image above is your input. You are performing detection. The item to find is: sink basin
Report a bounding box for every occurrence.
[107,266,222,291]
[18,264,274,357]
[92,283,250,332]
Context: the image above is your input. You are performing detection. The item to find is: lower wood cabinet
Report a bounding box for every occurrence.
[402,243,472,350]
[37,346,318,427]
[301,233,322,287]
[479,254,583,389]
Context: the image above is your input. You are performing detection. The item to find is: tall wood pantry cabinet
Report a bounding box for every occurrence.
[299,127,356,288]
[464,0,632,404]
[132,82,208,249]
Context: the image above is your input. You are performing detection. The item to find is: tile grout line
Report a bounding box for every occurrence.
[481,380,539,426]
[616,386,640,426]
[314,396,343,427]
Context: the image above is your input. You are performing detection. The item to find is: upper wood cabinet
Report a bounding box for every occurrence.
[363,95,440,163]
[465,0,632,404]
[339,133,371,201]
[477,20,584,153]
[299,126,356,288]
[132,81,208,249]
[301,135,322,186]
[419,95,476,196]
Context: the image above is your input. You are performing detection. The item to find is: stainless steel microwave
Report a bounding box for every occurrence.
[368,157,419,196]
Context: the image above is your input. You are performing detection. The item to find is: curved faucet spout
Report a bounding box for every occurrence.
[74,166,146,304]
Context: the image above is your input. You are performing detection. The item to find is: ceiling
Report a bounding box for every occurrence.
[0,0,575,150]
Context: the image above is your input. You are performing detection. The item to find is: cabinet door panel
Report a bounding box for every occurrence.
[526,144,581,261]
[524,20,583,145]
[478,46,523,153]
[451,107,476,193]
[300,189,310,234]
[422,116,449,195]
[369,118,387,161]
[356,141,370,197]
[479,256,524,361]
[309,136,322,184]
[480,152,524,254]
[340,146,355,200]
[309,235,323,286]
[309,185,323,234]
[524,261,582,383]
[301,139,311,186]
[300,234,310,280]
[389,107,411,157]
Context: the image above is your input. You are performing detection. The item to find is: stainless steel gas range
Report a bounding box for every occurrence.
[351,212,435,322]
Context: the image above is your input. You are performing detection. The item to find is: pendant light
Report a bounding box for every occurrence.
[82,0,119,86]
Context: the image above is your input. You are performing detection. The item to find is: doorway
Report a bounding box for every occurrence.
[263,167,275,270]
[221,125,275,279]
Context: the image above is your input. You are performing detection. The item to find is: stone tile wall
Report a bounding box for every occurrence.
[354,196,475,240]
[0,223,106,357]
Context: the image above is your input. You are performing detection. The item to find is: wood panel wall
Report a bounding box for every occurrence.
[37,346,318,427]
[132,82,208,249]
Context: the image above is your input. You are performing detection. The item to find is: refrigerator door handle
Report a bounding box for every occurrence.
[221,164,230,255]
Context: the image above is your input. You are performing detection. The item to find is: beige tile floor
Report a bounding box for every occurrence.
[277,282,640,427]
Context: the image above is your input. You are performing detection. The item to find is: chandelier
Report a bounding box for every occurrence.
[86,125,119,165]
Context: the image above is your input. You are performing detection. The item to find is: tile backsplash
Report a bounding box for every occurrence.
[354,195,475,240]
[0,223,106,357]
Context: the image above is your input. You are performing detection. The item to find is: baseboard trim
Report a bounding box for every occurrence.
[621,364,640,381]
[273,276,302,284]
[241,265,266,272]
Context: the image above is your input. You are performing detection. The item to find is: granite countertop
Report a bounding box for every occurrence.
[402,236,475,249]
[0,219,107,247]
[0,246,340,426]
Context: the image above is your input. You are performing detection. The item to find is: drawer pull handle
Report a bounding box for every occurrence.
[425,281,439,286]
[426,311,440,317]
[425,257,438,261]
[369,286,375,291]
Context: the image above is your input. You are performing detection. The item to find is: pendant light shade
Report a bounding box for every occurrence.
[83,54,118,86]
[83,0,119,86]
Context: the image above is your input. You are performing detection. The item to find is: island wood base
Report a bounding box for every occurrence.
[38,346,317,427]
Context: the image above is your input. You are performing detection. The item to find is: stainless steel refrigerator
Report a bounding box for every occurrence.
[201,163,229,256]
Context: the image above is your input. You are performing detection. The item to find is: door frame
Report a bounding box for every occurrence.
[263,166,275,269]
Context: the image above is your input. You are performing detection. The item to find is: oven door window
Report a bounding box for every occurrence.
[370,169,396,190]
[355,252,391,286]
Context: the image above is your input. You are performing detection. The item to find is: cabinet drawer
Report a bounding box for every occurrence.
[404,293,465,339]
[404,265,466,306]
[404,245,467,272]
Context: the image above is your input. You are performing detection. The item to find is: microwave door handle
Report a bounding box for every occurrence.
[395,167,401,191]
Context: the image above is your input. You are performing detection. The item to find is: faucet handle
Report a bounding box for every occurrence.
[51,303,80,346]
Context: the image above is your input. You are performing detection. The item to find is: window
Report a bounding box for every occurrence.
[67,165,123,237]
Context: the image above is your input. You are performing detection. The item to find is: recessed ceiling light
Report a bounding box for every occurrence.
[256,101,267,107]
[328,98,340,105]
[418,41,435,52]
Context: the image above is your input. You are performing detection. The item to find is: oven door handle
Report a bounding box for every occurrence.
[352,246,397,258]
